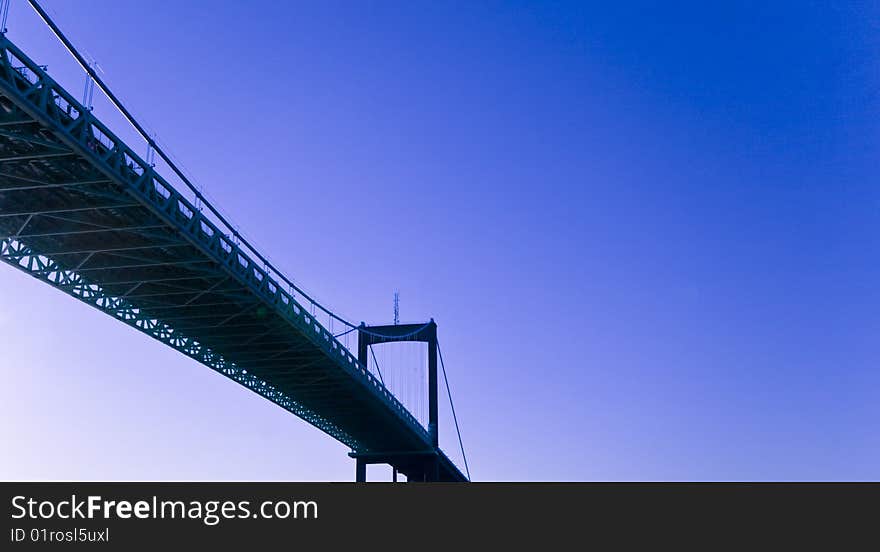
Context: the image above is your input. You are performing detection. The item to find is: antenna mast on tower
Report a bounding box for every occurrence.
[393,291,399,325]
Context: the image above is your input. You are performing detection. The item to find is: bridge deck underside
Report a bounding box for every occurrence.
[0,37,465,481]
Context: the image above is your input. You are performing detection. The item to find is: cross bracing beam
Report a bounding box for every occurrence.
[51,274,220,289]
[0,223,168,239]
[0,179,111,191]
[121,289,239,301]
[29,259,216,277]
[4,186,134,207]
[219,341,319,357]
[131,300,246,313]
[139,311,258,324]
[0,222,192,246]
[0,117,33,126]
[83,249,200,267]
[0,150,75,162]
[0,202,142,217]
[228,356,329,372]
[0,127,69,150]
[17,242,191,257]
[165,323,278,337]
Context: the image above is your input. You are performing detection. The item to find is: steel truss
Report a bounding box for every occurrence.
[0,34,465,480]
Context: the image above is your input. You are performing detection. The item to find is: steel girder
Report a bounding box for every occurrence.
[0,236,355,439]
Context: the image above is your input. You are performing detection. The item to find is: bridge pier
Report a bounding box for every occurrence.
[349,450,457,482]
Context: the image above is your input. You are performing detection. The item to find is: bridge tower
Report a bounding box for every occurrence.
[352,319,441,482]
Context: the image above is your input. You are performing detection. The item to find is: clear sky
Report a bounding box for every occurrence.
[1,1,878,481]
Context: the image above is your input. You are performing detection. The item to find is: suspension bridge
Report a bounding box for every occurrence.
[0,1,469,482]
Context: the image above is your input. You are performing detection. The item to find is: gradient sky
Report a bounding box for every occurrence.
[1,1,879,481]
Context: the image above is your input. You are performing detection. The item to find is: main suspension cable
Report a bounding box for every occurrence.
[25,0,360,331]
[437,342,470,480]
[368,345,385,385]
[356,321,434,340]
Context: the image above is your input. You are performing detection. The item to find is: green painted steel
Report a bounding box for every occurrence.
[0,35,466,481]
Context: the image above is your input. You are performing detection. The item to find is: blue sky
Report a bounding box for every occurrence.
[1,1,878,480]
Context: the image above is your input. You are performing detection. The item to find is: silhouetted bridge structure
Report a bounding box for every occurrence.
[0,26,467,482]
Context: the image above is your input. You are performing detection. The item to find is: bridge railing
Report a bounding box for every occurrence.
[0,35,432,446]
